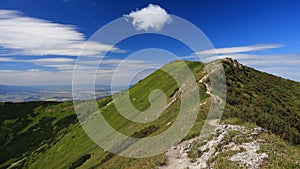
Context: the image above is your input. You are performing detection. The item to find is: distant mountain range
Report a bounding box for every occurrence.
[0,58,299,169]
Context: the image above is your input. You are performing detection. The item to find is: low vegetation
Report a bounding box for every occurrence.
[222,59,300,144]
[0,59,299,168]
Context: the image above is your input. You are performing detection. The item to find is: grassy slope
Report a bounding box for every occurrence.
[0,61,209,169]
[222,59,300,144]
[0,59,299,169]
[0,101,76,166]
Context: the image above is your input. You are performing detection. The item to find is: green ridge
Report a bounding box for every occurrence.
[0,59,299,169]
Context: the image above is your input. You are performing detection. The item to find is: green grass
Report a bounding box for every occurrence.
[1,59,300,169]
[187,141,208,160]
[0,60,208,169]
[0,101,76,167]
[258,133,300,169]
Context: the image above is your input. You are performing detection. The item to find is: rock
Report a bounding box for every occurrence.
[230,141,268,169]
[160,122,268,169]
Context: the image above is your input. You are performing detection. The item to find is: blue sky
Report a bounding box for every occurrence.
[0,0,299,86]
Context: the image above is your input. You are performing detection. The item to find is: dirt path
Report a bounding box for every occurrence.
[159,129,213,169]
[204,83,222,106]
[198,65,223,106]
[159,118,222,169]
[160,68,268,169]
[207,119,219,127]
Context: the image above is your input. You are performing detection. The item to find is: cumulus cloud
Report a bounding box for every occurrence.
[0,10,120,56]
[124,4,172,31]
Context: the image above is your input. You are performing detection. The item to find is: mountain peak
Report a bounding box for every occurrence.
[222,57,245,71]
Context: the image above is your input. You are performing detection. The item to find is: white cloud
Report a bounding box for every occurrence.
[32,58,75,63]
[0,56,77,72]
[0,10,120,56]
[198,53,300,66]
[0,56,75,64]
[189,44,284,62]
[0,57,15,62]
[0,69,73,86]
[0,57,163,86]
[260,66,300,81]
[124,4,172,31]
[196,44,282,55]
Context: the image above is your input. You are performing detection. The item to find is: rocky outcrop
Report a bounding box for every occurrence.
[223,57,246,74]
[160,124,269,169]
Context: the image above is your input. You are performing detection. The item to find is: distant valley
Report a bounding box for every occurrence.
[0,85,113,102]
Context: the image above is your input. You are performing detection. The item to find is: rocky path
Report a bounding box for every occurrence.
[160,70,268,169]
[160,124,269,169]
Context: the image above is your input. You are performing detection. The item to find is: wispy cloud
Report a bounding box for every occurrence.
[0,57,163,85]
[196,44,283,55]
[0,57,75,63]
[124,4,172,31]
[0,10,121,56]
[0,69,74,86]
[200,53,300,66]
[0,56,77,73]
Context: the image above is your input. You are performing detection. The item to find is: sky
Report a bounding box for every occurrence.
[0,0,299,86]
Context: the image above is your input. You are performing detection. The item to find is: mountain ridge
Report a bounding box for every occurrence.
[0,58,299,169]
